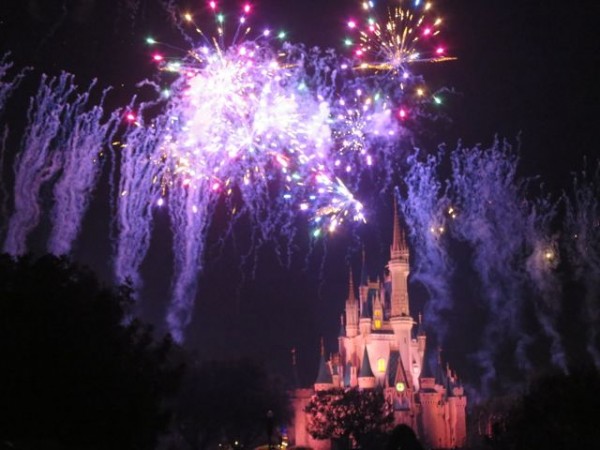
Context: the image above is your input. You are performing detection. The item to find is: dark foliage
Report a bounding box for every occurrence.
[384,425,424,450]
[304,387,393,448]
[0,254,181,450]
[484,368,600,449]
[173,358,291,450]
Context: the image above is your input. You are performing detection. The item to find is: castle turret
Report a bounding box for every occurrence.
[359,296,371,336]
[291,347,300,389]
[345,270,359,338]
[314,340,333,391]
[388,203,414,375]
[418,347,446,449]
[358,346,376,389]
[372,285,384,331]
[447,372,468,448]
[417,314,427,362]
[389,201,410,317]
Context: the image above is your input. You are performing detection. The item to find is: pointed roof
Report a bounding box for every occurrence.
[386,351,399,387]
[347,268,357,303]
[315,338,333,384]
[417,313,426,337]
[434,348,447,387]
[338,314,345,337]
[331,357,339,376]
[291,347,300,389]
[420,346,435,379]
[359,346,375,378]
[360,246,369,285]
[360,300,371,319]
[344,362,353,387]
[391,199,409,259]
[315,354,333,384]
[387,350,411,390]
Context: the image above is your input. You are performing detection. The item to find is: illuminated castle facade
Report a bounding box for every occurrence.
[290,211,467,449]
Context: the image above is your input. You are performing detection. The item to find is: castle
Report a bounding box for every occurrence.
[290,210,467,449]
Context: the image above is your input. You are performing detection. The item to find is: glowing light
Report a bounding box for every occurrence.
[0,0,455,344]
[347,1,456,73]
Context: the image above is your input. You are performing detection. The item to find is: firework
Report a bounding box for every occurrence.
[121,2,371,339]
[347,1,455,74]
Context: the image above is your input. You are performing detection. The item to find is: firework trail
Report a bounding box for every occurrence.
[47,86,120,255]
[564,162,600,368]
[2,73,118,257]
[95,0,453,340]
[0,54,27,113]
[448,142,565,395]
[397,149,453,342]
[121,3,367,339]
[1,1,456,342]
[113,111,167,290]
[0,54,28,239]
[3,73,77,256]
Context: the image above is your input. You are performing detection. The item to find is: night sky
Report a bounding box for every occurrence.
[1,0,599,390]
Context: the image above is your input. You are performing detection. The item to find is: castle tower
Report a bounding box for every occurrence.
[345,270,359,338]
[448,380,468,448]
[388,202,413,375]
[292,201,467,450]
[418,349,445,449]
[372,283,384,331]
[389,201,410,317]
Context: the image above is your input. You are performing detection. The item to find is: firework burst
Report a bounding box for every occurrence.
[347,0,455,75]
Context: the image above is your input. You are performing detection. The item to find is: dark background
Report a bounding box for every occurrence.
[1,0,599,388]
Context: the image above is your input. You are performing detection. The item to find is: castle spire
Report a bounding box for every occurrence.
[347,268,357,303]
[291,347,300,389]
[360,245,368,285]
[391,200,408,261]
[389,200,410,317]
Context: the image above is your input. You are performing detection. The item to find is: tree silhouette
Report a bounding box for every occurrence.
[0,254,181,449]
[173,358,291,450]
[487,368,600,449]
[304,387,393,449]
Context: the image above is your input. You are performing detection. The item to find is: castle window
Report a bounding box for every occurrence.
[377,358,386,373]
[396,382,405,392]
[374,310,382,329]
